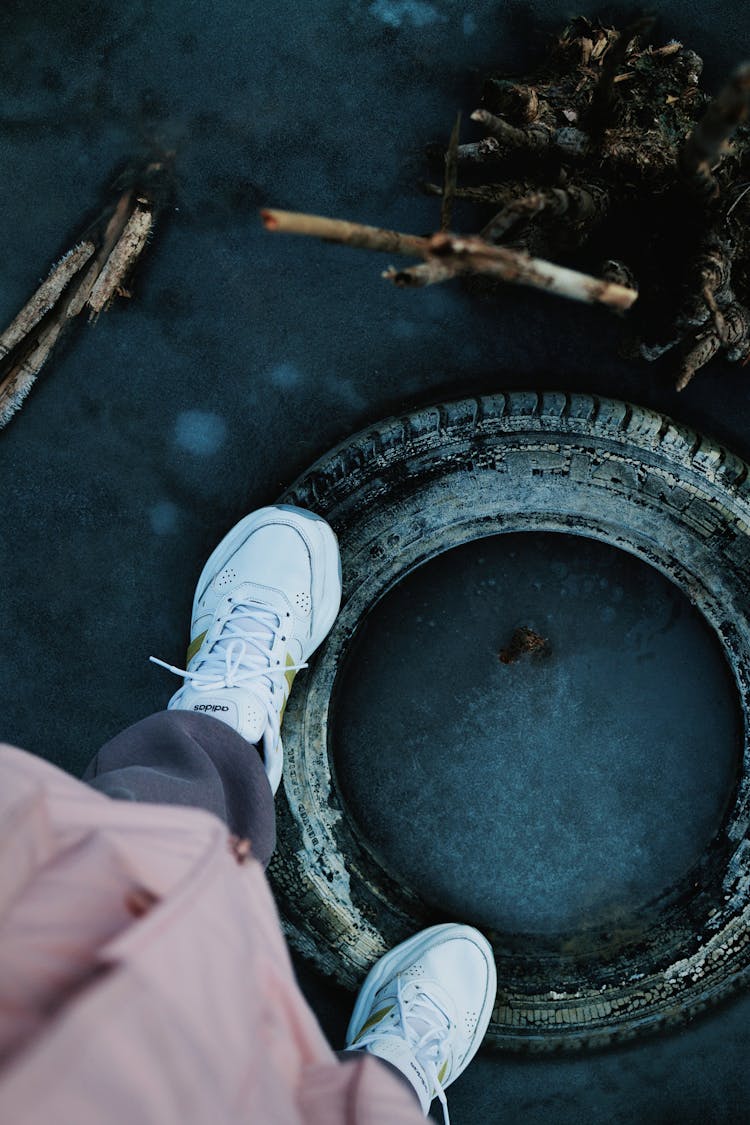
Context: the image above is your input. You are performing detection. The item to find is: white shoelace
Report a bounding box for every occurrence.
[354,977,453,1124]
[149,601,308,748]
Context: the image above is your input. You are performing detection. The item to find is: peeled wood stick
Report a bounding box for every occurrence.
[0,240,95,358]
[88,204,154,317]
[390,240,637,308]
[66,189,135,317]
[260,209,427,256]
[0,317,65,427]
[387,190,541,288]
[0,157,171,430]
[424,232,637,309]
[262,207,637,308]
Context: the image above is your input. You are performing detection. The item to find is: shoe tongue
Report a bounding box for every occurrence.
[221,605,274,646]
[219,580,292,618]
[401,978,454,1026]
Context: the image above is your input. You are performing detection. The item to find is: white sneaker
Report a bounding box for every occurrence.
[150,504,342,794]
[345,924,497,1124]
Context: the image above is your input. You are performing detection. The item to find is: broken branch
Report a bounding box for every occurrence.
[259,209,427,256]
[469,109,554,151]
[0,241,95,359]
[440,112,462,232]
[424,232,637,308]
[262,207,637,309]
[0,156,171,429]
[680,63,750,198]
[88,203,154,318]
[587,17,655,137]
[676,301,750,390]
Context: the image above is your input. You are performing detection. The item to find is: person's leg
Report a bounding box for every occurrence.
[84,503,343,869]
[336,1050,424,1108]
[83,709,276,866]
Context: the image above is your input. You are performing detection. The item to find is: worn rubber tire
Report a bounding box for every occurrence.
[269,391,750,1052]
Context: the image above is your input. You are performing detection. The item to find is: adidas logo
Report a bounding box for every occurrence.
[193,704,230,713]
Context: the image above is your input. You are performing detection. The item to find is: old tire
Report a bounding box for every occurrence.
[269,391,750,1052]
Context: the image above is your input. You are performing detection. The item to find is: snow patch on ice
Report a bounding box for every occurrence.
[149,500,180,535]
[268,362,304,389]
[369,0,445,28]
[174,410,227,456]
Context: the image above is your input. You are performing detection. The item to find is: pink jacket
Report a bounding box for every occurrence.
[0,745,425,1124]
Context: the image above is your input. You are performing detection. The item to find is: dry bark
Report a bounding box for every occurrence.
[0,156,171,429]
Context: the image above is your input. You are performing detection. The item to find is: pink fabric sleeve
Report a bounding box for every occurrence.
[0,745,428,1124]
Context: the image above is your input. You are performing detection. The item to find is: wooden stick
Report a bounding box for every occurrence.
[0,158,170,429]
[260,209,428,257]
[440,111,461,232]
[425,232,637,308]
[423,182,530,207]
[676,302,750,390]
[262,207,637,308]
[0,241,95,358]
[0,317,65,427]
[455,137,502,164]
[88,204,154,318]
[66,189,135,317]
[470,109,553,151]
[680,63,750,198]
[395,113,462,287]
[587,16,654,138]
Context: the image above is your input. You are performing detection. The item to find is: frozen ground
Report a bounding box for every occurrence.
[2,2,750,1121]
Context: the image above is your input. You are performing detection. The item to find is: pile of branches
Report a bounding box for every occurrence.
[0,157,171,427]
[265,18,750,391]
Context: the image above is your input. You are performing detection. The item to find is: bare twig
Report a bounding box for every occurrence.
[0,319,66,428]
[262,207,637,309]
[456,136,502,164]
[423,182,533,208]
[440,111,461,232]
[680,63,750,198]
[0,157,171,429]
[481,183,608,242]
[259,209,427,256]
[469,109,554,152]
[394,113,462,288]
[88,204,154,318]
[0,241,95,359]
[676,301,750,390]
[587,17,655,137]
[424,232,637,308]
